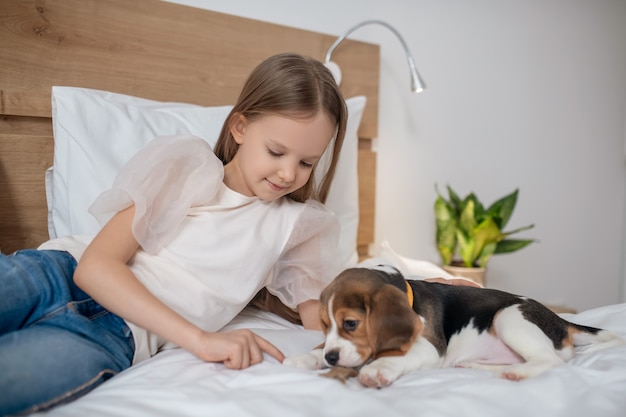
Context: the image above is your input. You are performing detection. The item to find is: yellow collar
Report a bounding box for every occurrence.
[405,281,414,307]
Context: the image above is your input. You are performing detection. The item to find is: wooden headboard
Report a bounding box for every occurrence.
[0,0,379,257]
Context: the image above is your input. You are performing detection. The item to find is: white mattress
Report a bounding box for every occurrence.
[36,303,626,417]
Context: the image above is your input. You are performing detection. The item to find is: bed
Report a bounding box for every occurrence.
[1,1,625,416]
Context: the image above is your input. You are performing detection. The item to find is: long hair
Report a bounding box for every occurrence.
[213,52,347,204]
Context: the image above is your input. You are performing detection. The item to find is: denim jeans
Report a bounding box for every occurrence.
[0,250,135,416]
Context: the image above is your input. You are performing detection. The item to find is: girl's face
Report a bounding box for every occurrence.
[224,112,335,201]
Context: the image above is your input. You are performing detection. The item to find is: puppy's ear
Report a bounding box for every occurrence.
[365,285,420,358]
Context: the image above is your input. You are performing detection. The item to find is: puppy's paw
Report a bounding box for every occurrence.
[321,366,359,383]
[283,349,324,370]
[358,359,403,388]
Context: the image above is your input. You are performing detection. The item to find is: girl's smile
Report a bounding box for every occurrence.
[266,178,288,192]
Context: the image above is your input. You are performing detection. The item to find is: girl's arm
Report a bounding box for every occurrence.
[74,205,284,368]
[298,299,322,330]
[425,277,482,287]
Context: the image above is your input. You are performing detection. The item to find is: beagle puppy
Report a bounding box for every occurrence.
[284,266,624,387]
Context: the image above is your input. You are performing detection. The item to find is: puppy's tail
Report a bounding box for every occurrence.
[569,324,624,354]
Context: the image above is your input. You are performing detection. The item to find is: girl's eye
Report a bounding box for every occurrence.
[268,147,313,168]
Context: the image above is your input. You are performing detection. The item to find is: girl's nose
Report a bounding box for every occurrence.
[278,163,296,184]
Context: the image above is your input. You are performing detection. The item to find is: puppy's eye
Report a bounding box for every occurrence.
[343,319,359,332]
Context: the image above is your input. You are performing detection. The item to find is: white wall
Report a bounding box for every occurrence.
[622,114,626,304]
[167,0,626,312]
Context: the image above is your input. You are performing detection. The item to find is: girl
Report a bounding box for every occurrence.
[0,52,347,415]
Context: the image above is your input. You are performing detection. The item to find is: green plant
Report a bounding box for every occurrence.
[434,185,535,268]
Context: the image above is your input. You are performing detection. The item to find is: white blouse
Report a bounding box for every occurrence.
[40,135,342,364]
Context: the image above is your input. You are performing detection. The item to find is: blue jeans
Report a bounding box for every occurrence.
[0,250,135,416]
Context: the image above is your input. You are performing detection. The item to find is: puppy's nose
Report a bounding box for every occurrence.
[325,350,340,366]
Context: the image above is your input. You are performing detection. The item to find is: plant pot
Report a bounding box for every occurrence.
[442,263,486,287]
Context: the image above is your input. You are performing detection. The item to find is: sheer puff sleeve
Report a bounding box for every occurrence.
[89,135,223,254]
[267,200,345,309]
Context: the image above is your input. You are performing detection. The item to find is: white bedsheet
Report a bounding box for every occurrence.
[36,303,626,417]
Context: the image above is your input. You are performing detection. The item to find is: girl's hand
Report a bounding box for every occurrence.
[190,329,285,369]
[425,277,482,288]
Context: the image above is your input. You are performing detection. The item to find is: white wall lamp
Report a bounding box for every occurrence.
[324,19,426,93]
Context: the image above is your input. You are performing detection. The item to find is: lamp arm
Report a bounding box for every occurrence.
[325,19,425,92]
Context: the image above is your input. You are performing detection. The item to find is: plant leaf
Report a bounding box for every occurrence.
[495,238,535,254]
[502,224,535,237]
[458,200,477,235]
[471,218,502,264]
[434,196,457,265]
[446,185,463,215]
[478,242,497,267]
[455,229,475,267]
[486,189,518,229]
[463,192,485,221]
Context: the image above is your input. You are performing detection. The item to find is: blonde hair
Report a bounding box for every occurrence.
[213,52,347,204]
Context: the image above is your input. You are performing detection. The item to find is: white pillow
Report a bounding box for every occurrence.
[49,86,366,268]
[322,95,365,267]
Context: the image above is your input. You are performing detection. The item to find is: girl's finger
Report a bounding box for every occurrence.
[253,334,285,363]
[240,348,250,369]
[247,338,264,365]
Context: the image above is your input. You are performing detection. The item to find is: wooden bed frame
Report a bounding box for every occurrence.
[0,0,380,257]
